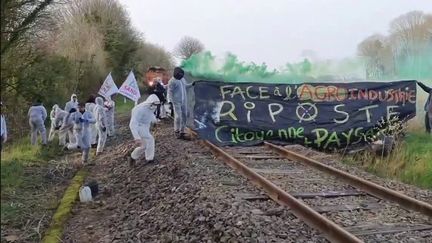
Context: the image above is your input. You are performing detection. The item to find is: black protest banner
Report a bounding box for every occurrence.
[193,80,417,149]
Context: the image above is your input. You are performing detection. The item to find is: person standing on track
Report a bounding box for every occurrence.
[167,67,193,139]
[129,94,160,166]
[417,81,432,133]
[152,77,167,120]
[28,99,47,146]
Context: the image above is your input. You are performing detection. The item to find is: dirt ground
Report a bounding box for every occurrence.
[62,115,325,243]
[61,114,432,242]
[3,112,430,243]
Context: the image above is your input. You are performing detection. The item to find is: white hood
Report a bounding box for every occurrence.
[71,94,77,102]
[95,97,104,106]
[143,94,160,105]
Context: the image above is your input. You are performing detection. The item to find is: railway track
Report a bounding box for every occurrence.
[188,131,432,243]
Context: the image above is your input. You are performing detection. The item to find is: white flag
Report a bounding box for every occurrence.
[118,71,141,102]
[98,73,118,98]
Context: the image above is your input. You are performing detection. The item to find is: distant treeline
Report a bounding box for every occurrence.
[1,0,174,137]
[357,11,432,80]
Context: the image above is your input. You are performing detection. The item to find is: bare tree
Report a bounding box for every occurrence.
[174,36,204,60]
[357,11,432,79]
[357,34,392,78]
[1,0,57,55]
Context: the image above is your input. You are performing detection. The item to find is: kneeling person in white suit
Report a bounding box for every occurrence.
[59,108,77,146]
[48,104,68,144]
[67,103,96,164]
[129,94,160,165]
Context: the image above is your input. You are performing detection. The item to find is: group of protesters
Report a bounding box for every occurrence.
[23,92,116,164]
[1,71,430,165]
[0,66,194,166]
[128,67,192,165]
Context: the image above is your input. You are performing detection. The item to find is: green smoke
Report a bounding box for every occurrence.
[393,46,432,80]
[181,51,365,83]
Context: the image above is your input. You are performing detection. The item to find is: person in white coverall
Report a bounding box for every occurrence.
[59,108,77,146]
[48,104,67,143]
[167,67,192,139]
[65,94,78,113]
[67,103,96,164]
[48,104,59,142]
[129,94,160,165]
[28,100,47,146]
[94,97,107,155]
[85,95,98,147]
[104,95,116,137]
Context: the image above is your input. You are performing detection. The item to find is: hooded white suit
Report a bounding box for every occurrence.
[48,105,68,144]
[129,94,159,161]
[65,94,78,113]
[59,110,77,146]
[67,108,96,163]
[104,98,115,136]
[48,104,59,142]
[94,97,107,153]
[28,103,47,145]
[167,77,191,135]
[85,102,97,145]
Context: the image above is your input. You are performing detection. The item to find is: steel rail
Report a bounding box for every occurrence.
[200,139,362,243]
[264,142,432,217]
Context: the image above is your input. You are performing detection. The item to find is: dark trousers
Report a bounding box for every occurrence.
[170,103,174,117]
[154,102,165,119]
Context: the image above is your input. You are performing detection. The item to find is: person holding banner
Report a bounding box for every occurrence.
[94,97,107,155]
[417,81,432,133]
[98,73,118,136]
[168,67,192,140]
[85,94,98,148]
[104,95,116,137]
[129,94,160,165]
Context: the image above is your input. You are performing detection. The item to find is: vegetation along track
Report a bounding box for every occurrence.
[188,132,432,242]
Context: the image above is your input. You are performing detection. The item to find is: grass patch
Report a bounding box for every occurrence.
[344,132,432,189]
[399,132,432,188]
[1,138,73,242]
[115,96,135,115]
[42,169,87,243]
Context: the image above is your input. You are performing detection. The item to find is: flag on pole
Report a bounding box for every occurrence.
[118,71,141,102]
[98,73,118,98]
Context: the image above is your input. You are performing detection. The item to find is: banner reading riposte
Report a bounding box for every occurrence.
[98,73,118,98]
[193,80,417,149]
[118,71,141,102]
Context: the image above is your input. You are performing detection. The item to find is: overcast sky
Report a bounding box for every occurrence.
[121,0,432,68]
